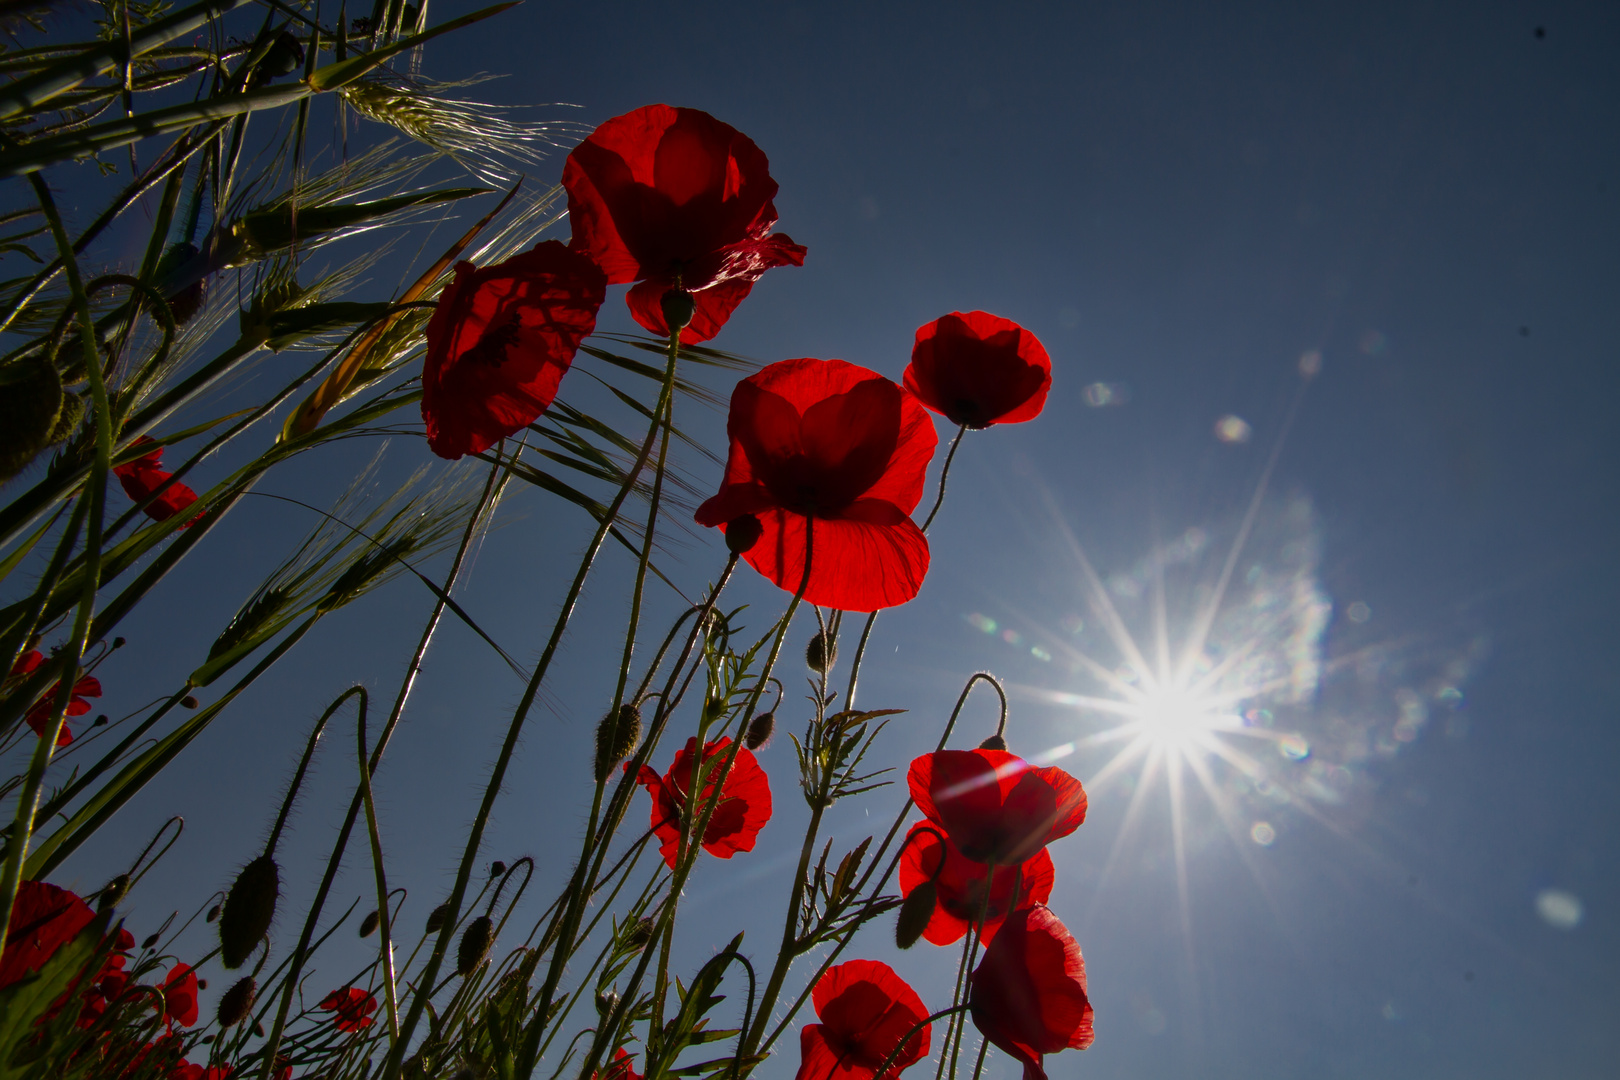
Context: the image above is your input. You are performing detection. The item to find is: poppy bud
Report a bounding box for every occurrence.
[457,915,494,976]
[181,695,199,709]
[624,917,655,950]
[806,631,837,674]
[254,1023,265,1037]
[219,853,279,969]
[895,881,937,949]
[93,714,109,726]
[359,910,380,938]
[594,703,642,782]
[660,288,696,333]
[490,861,507,878]
[260,31,305,78]
[206,904,220,923]
[595,989,619,1017]
[98,873,130,910]
[218,977,256,1027]
[426,902,451,934]
[745,711,775,750]
[725,514,763,556]
[198,978,208,989]
[978,734,1007,752]
[141,932,161,950]
[112,637,126,649]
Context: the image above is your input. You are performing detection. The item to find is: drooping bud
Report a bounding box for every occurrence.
[93,714,108,726]
[254,1023,265,1037]
[181,695,200,709]
[219,853,280,968]
[806,631,837,674]
[359,910,380,938]
[457,915,494,976]
[112,637,126,649]
[725,514,763,556]
[260,31,305,78]
[425,902,451,934]
[206,904,221,923]
[141,932,162,950]
[218,977,256,1027]
[594,703,642,783]
[978,734,1007,752]
[98,874,130,911]
[895,881,937,950]
[624,917,655,950]
[198,979,208,989]
[595,989,619,1017]
[745,711,775,751]
[660,288,696,333]
[490,861,507,878]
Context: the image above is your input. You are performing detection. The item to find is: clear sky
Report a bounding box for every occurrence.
[56,2,1620,1078]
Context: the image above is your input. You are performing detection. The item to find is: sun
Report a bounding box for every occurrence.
[1129,684,1228,753]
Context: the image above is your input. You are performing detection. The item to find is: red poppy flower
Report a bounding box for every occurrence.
[592,1049,642,1080]
[113,438,199,524]
[20,660,99,747]
[631,736,772,869]
[903,312,1052,429]
[897,821,1054,947]
[795,959,931,1080]
[0,880,97,990]
[907,750,1086,866]
[694,358,936,612]
[563,104,806,344]
[421,240,607,459]
[969,905,1094,1080]
[160,962,199,1027]
[317,986,377,1031]
[8,650,42,677]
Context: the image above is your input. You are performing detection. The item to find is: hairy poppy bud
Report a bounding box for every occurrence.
[206,904,220,923]
[217,977,256,1027]
[595,989,619,1017]
[457,915,494,976]
[490,861,507,878]
[806,631,837,674]
[594,703,642,782]
[141,932,161,950]
[725,514,763,556]
[93,714,108,726]
[978,733,1007,752]
[45,392,83,446]
[426,902,451,934]
[745,711,775,750]
[219,854,279,968]
[359,910,380,938]
[895,881,937,949]
[98,873,130,910]
[625,917,655,950]
[661,288,696,333]
[181,695,199,709]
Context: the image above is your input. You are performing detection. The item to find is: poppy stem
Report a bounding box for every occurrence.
[946,861,998,1080]
[0,175,115,967]
[873,1004,970,1080]
[920,423,968,533]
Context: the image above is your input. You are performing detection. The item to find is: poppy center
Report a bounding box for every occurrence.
[461,315,523,368]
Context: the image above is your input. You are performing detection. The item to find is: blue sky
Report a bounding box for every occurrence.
[47,2,1620,1077]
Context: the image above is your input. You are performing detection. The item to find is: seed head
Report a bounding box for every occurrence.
[219,854,280,968]
[624,917,655,950]
[661,288,696,332]
[218,977,256,1027]
[490,861,507,878]
[895,881,937,950]
[0,357,63,481]
[745,711,775,751]
[98,874,130,911]
[426,902,451,934]
[978,734,1007,752]
[457,915,494,976]
[359,910,380,938]
[725,514,763,556]
[595,989,619,1017]
[806,631,837,674]
[198,979,208,989]
[112,637,126,649]
[594,703,642,783]
[93,714,108,726]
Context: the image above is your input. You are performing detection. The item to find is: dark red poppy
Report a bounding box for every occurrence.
[969,905,1094,1080]
[631,736,772,869]
[421,240,607,459]
[160,963,199,1027]
[20,656,99,746]
[8,650,42,677]
[592,1049,642,1080]
[903,312,1052,429]
[907,750,1086,866]
[563,104,806,344]
[897,821,1054,947]
[0,880,97,990]
[795,959,931,1080]
[694,358,936,612]
[113,438,199,524]
[317,986,377,1031]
